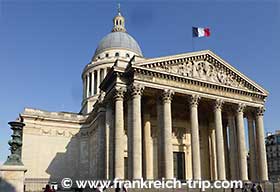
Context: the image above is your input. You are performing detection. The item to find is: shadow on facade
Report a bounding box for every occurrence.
[44,125,92,190]
[0,177,16,192]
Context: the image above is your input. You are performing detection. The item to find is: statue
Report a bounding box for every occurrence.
[4,115,25,165]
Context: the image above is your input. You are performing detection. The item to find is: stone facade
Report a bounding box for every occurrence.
[4,8,270,192]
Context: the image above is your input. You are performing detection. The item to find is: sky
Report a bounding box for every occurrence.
[0,0,279,164]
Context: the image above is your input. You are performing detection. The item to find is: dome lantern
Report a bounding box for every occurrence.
[112,4,126,33]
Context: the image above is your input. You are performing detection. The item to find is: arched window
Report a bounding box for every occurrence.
[105,53,109,58]
[115,52,120,57]
[120,20,122,25]
[126,53,130,58]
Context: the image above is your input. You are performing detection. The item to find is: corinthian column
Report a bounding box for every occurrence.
[255,107,268,181]
[143,109,153,179]
[227,111,238,180]
[97,105,106,179]
[97,69,100,94]
[105,103,113,179]
[189,95,201,180]
[129,84,144,179]
[247,112,257,182]
[114,87,125,179]
[161,89,174,179]
[214,99,226,180]
[236,104,248,181]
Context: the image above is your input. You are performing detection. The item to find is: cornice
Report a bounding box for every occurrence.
[21,108,87,124]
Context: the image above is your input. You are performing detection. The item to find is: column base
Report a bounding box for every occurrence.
[0,165,27,192]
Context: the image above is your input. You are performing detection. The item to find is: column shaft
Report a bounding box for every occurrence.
[105,103,112,179]
[114,88,125,178]
[130,84,143,179]
[97,69,100,94]
[86,74,90,97]
[255,107,268,181]
[214,100,226,180]
[247,114,257,181]
[97,107,106,179]
[228,113,238,180]
[161,90,174,179]
[91,72,95,96]
[127,99,132,179]
[236,104,248,181]
[104,67,107,78]
[189,95,201,180]
[223,122,230,179]
[209,127,217,180]
[143,112,153,179]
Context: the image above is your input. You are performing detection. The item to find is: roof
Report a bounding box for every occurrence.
[93,32,143,57]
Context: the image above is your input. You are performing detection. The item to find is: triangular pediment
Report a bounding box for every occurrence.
[133,50,268,95]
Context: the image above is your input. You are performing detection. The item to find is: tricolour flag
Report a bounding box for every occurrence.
[192,27,210,37]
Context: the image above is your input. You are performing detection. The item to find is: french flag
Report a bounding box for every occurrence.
[192,27,210,37]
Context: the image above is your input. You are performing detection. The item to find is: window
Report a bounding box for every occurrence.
[126,53,130,58]
[105,53,109,58]
[115,52,119,57]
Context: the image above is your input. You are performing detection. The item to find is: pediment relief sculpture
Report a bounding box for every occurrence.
[153,61,244,89]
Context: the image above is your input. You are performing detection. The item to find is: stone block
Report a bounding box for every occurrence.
[0,165,27,192]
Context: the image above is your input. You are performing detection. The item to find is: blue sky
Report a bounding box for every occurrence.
[0,0,279,164]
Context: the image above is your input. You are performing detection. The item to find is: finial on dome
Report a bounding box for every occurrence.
[112,3,126,32]
[117,3,121,16]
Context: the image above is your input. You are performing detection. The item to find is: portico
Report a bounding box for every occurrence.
[94,50,269,181]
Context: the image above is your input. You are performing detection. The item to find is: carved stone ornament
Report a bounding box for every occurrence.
[114,87,125,100]
[129,83,144,97]
[189,94,200,107]
[214,99,224,111]
[162,89,174,102]
[256,106,265,116]
[237,103,246,113]
[153,61,243,89]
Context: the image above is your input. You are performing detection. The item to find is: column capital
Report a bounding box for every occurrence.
[214,99,224,111]
[114,86,126,101]
[189,94,200,107]
[161,89,174,103]
[256,106,265,116]
[129,83,144,97]
[236,103,246,113]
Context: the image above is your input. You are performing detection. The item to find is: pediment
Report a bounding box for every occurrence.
[134,50,268,95]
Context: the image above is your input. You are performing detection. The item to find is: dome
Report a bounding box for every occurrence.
[94,32,143,57]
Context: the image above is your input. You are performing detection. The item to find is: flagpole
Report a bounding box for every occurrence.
[192,37,194,51]
[191,27,194,51]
